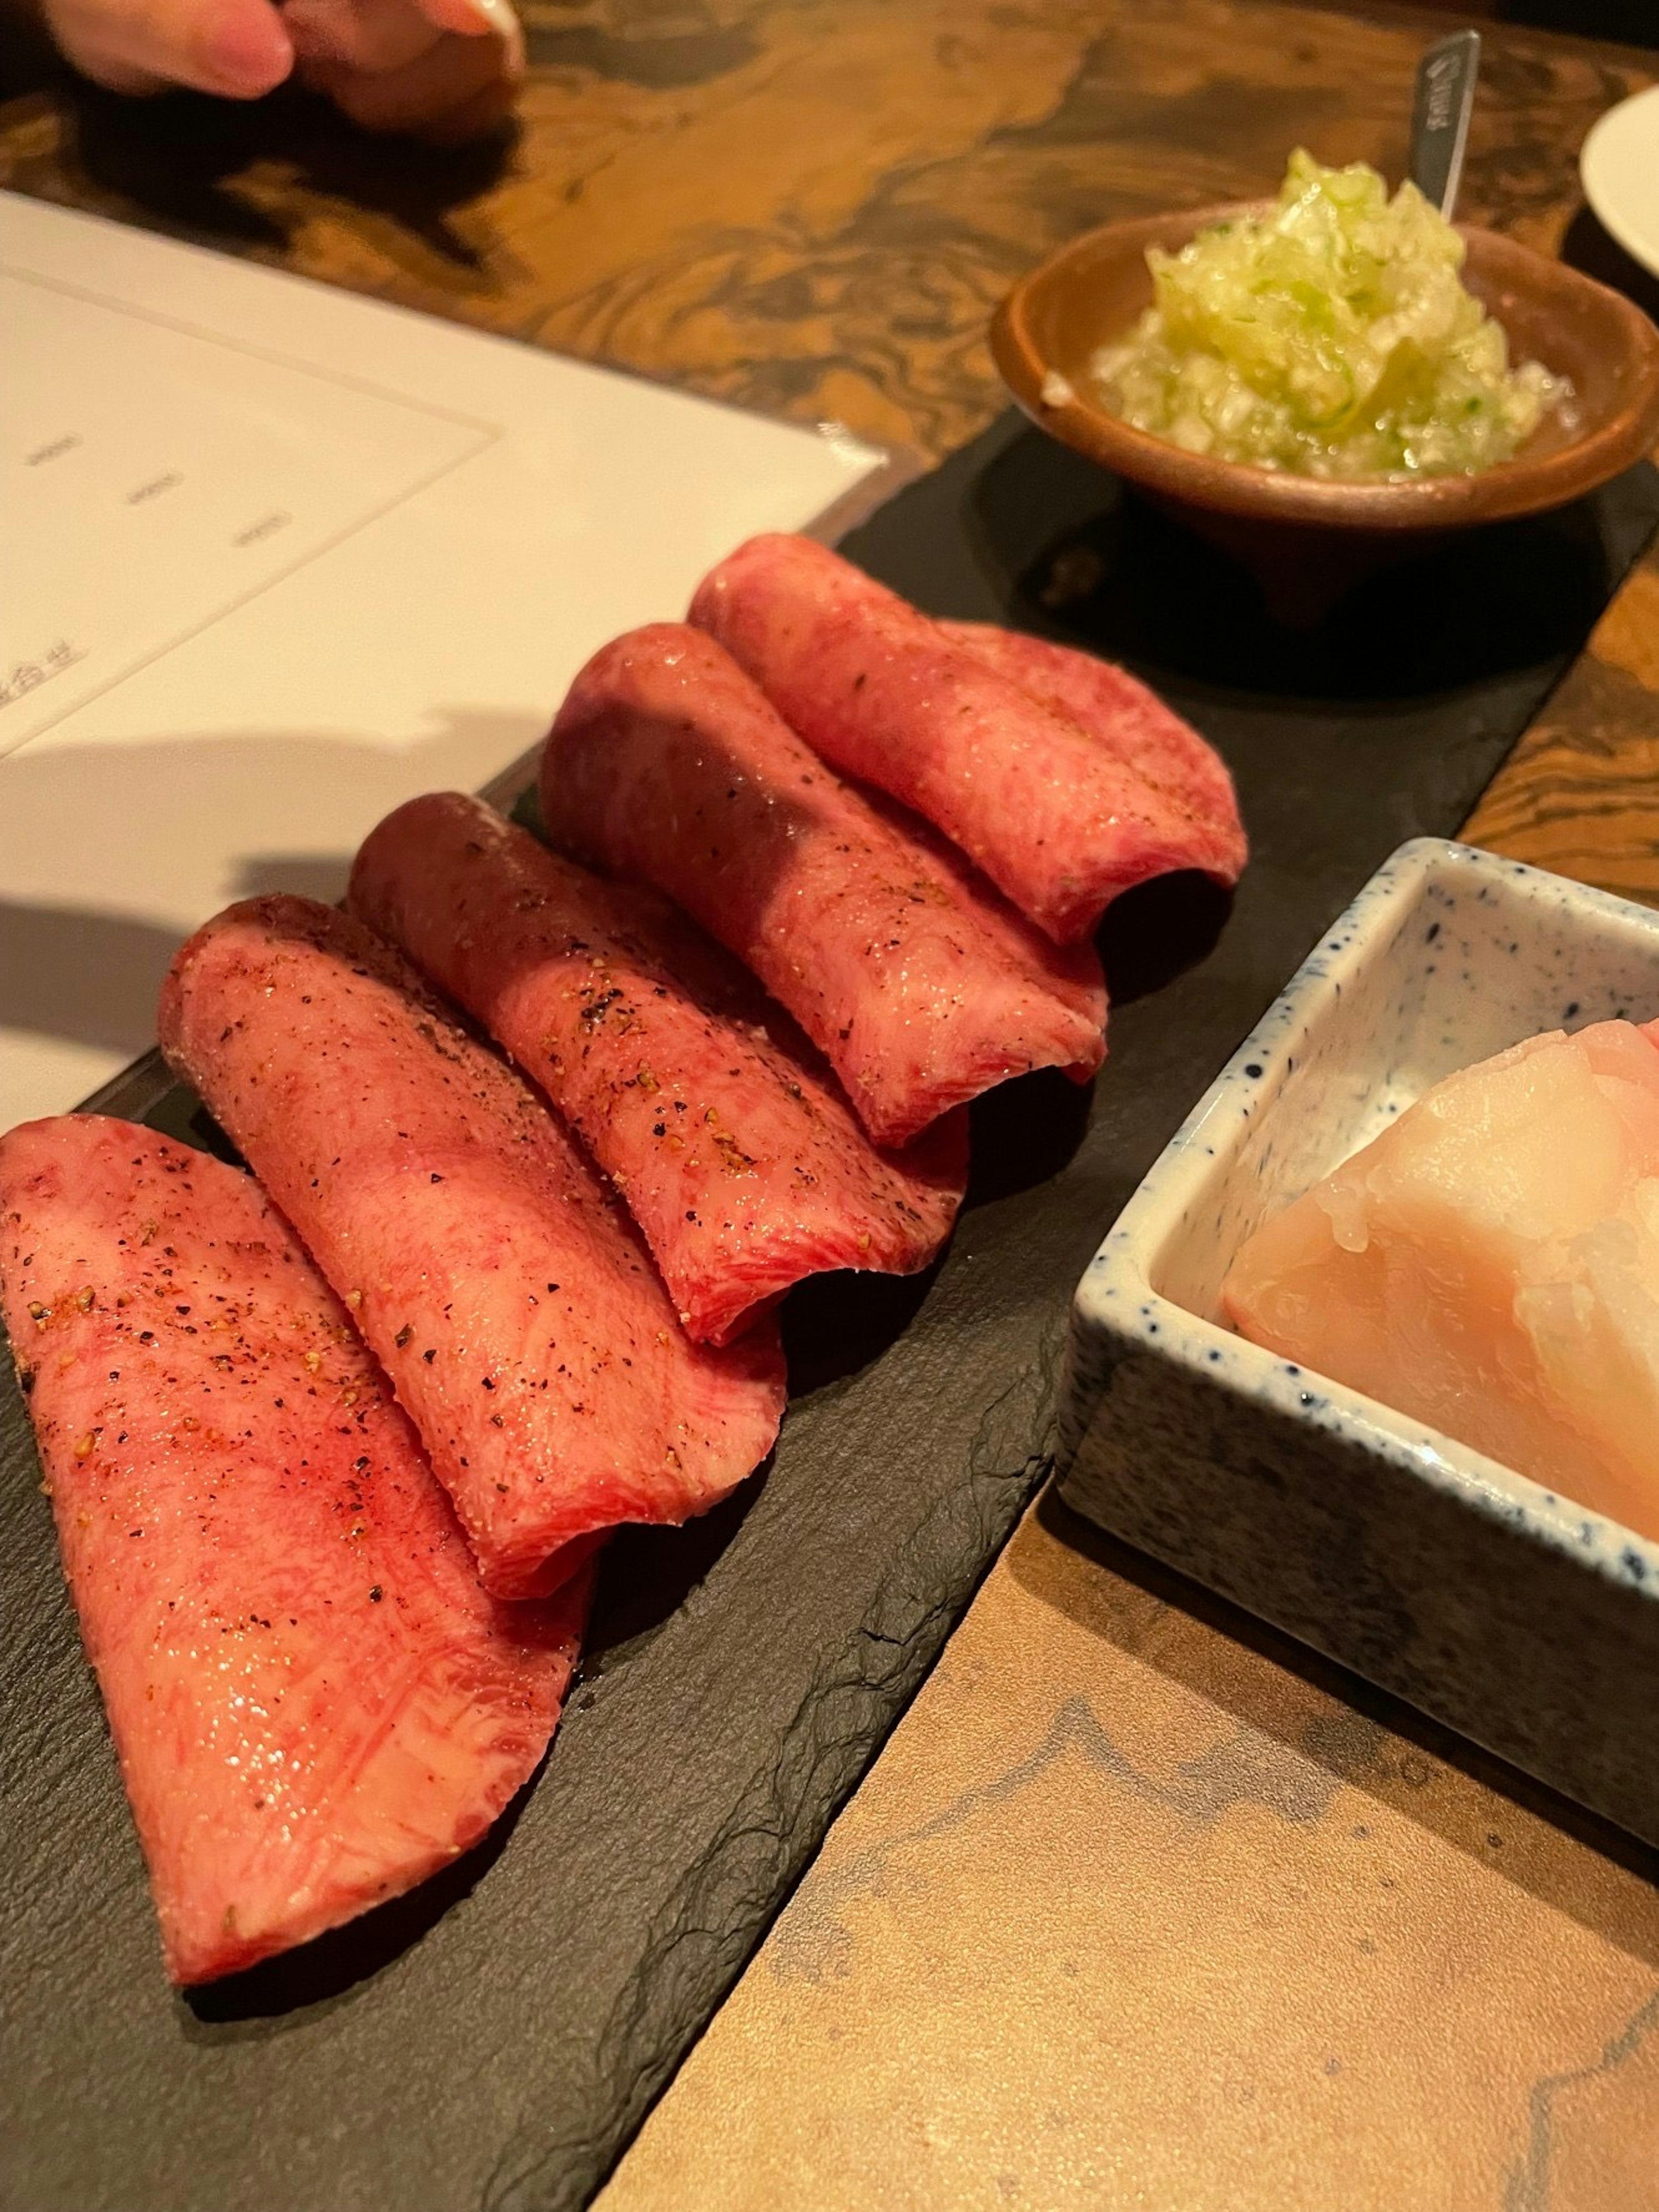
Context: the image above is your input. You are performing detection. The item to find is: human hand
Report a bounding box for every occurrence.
[39,0,524,143]
[287,0,524,145]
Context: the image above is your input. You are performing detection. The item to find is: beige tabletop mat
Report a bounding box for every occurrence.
[601,1495,1659,2211]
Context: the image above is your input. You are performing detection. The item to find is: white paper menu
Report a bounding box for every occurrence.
[0,191,890,1125]
[3,266,496,754]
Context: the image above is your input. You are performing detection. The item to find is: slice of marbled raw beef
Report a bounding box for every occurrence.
[350,792,967,1346]
[541,623,1105,1150]
[938,621,1246,878]
[159,896,785,1600]
[0,1115,588,1985]
[690,533,1245,944]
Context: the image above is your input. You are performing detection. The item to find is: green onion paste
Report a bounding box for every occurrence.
[1091,150,1573,480]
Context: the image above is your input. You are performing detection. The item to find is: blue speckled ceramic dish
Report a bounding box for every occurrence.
[1059,836,1659,1843]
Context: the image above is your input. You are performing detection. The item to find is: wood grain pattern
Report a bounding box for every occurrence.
[1463,547,1659,901]
[1,0,1653,893]
[0,0,1646,439]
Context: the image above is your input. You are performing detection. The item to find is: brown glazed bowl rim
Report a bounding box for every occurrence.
[992,202,1659,532]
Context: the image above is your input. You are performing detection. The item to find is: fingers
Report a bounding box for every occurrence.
[43,0,292,95]
[410,0,494,35]
[397,64,517,146]
[299,10,521,141]
[282,0,437,75]
[284,0,521,141]
[45,0,524,138]
[190,0,291,91]
[414,0,521,69]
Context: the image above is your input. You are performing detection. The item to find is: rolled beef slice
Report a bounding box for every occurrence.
[540,624,1106,1149]
[158,896,786,1599]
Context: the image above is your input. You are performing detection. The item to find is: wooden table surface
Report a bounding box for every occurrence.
[6,3,1659,2205]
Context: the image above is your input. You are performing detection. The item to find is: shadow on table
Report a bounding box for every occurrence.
[0,710,534,1079]
[962,424,1649,710]
[581,1462,772,1683]
[0,872,344,1072]
[0,900,182,1064]
[30,71,513,269]
[1014,1487,1659,1965]
[1560,204,1659,329]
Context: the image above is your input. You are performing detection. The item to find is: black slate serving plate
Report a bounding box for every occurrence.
[3,415,1657,2212]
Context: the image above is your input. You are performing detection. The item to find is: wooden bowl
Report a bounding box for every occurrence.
[992,203,1659,542]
